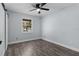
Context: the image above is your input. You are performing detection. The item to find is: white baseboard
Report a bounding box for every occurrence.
[42,37,79,52]
[8,37,42,45]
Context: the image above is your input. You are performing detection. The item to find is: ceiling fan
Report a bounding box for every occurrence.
[30,3,49,14]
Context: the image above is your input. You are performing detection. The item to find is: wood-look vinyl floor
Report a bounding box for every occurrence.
[5,39,79,56]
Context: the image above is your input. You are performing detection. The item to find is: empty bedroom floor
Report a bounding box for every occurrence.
[5,39,79,56]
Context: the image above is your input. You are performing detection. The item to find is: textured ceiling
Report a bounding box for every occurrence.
[4,3,79,16]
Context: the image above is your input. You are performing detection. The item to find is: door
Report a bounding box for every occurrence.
[0,3,6,56]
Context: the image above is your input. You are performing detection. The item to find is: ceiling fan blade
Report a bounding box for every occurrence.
[36,3,40,8]
[40,8,49,11]
[41,3,47,7]
[30,9,37,11]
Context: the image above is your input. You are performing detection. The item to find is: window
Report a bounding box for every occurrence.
[22,19,32,32]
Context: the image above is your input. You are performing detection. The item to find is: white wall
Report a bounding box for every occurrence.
[0,4,6,56]
[8,11,41,44]
[42,6,79,50]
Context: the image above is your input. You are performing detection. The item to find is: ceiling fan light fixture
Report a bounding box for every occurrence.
[37,9,40,12]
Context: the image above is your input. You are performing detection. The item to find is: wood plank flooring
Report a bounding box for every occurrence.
[5,39,79,56]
